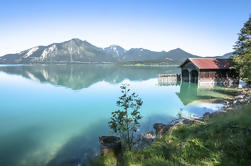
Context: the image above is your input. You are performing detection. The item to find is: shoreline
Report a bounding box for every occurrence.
[95,87,251,166]
[135,87,251,147]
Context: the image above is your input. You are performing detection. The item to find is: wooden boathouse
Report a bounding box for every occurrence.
[180,58,239,87]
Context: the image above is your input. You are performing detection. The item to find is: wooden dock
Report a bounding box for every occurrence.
[158,74,180,86]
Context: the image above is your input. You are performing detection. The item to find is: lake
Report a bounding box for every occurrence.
[0,64,230,166]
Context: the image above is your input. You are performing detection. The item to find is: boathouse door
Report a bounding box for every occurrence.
[191,70,198,83]
[182,70,189,82]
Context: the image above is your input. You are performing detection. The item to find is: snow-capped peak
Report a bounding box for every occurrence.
[41,45,57,60]
[23,47,39,58]
[105,45,126,56]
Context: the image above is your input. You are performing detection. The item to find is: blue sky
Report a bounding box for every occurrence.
[0,0,250,57]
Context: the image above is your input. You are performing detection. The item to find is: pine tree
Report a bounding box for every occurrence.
[233,15,251,83]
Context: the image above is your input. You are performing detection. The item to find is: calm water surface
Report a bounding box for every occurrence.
[0,64,227,166]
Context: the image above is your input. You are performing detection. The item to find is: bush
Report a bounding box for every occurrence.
[109,84,143,150]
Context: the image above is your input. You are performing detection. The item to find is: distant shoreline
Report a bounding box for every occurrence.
[0,62,180,67]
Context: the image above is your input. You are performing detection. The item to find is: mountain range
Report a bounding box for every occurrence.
[0,38,232,65]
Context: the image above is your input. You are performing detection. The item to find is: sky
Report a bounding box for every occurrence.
[0,0,250,57]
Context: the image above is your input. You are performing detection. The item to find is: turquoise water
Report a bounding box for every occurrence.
[0,64,224,166]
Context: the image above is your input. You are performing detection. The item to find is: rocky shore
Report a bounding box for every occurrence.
[136,87,251,147]
[99,87,251,154]
[222,88,251,111]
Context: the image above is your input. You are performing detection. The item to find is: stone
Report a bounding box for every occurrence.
[236,94,245,99]
[203,112,210,120]
[153,123,172,137]
[143,132,155,139]
[99,136,121,155]
[134,132,156,149]
[239,99,245,103]
[233,100,238,104]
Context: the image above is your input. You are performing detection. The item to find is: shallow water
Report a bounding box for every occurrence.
[0,64,227,166]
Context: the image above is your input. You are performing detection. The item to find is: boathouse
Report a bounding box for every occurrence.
[180,58,238,87]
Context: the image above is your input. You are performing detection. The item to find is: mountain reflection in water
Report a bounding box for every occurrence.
[0,64,179,90]
[0,64,235,166]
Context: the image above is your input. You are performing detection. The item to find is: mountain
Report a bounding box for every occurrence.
[215,52,234,59]
[164,48,199,64]
[0,38,200,64]
[204,52,234,59]
[0,39,116,64]
[121,48,167,61]
[118,48,199,64]
[104,45,126,57]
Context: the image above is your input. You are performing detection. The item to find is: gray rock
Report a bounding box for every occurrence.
[236,94,245,99]
[203,112,210,120]
[143,132,155,140]
[135,132,156,149]
[99,136,121,155]
[239,99,245,103]
[153,123,172,137]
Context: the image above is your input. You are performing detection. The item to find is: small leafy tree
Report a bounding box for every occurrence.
[108,83,143,150]
[233,15,251,84]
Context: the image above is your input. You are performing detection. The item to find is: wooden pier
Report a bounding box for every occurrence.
[158,74,180,86]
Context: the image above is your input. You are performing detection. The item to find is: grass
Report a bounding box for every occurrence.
[89,104,251,166]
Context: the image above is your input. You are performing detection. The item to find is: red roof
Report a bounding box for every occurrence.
[181,58,232,69]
